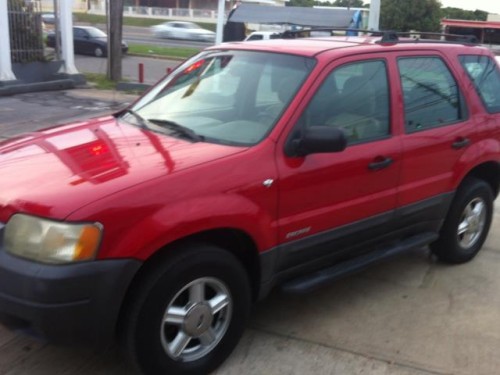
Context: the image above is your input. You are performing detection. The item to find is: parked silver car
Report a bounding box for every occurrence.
[151,21,215,42]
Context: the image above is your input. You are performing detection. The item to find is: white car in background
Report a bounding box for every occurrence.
[244,31,282,41]
[151,21,215,42]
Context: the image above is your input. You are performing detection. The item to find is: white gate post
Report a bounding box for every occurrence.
[58,0,79,74]
[216,0,225,44]
[368,0,380,30]
[0,0,16,82]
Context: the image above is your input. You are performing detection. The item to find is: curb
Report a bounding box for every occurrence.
[0,79,76,97]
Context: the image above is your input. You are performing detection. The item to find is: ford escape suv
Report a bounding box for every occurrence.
[0,33,499,374]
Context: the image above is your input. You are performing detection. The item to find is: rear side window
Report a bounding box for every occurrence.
[398,57,465,132]
[459,55,500,113]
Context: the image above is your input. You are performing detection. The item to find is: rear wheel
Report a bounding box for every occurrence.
[431,177,493,263]
[120,243,251,375]
[94,46,104,57]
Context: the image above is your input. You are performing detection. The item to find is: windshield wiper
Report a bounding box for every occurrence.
[121,108,151,130]
[147,119,204,142]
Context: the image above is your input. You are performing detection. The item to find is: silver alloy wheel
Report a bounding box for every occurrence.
[457,197,486,249]
[160,277,232,362]
[95,47,103,57]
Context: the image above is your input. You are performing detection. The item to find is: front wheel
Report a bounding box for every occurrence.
[431,177,494,263]
[120,243,251,375]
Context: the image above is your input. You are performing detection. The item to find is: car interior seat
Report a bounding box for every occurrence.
[325,76,382,142]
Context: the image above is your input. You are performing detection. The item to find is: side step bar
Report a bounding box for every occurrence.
[281,232,438,294]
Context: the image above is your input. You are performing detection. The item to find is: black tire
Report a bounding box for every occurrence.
[120,243,251,375]
[430,177,493,263]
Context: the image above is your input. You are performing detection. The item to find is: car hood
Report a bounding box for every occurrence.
[0,116,246,222]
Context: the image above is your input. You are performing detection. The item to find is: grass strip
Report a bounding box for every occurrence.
[84,73,118,90]
[127,43,200,59]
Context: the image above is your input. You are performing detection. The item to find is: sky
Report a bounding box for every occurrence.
[439,0,500,14]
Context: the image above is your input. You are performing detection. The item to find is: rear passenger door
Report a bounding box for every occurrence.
[396,52,474,222]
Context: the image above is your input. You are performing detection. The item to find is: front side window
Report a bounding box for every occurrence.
[398,57,465,132]
[128,51,315,145]
[300,60,390,144]
[459,55,500,113]
[74,28,85,38]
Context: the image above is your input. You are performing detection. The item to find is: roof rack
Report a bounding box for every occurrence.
[281,28,480,45]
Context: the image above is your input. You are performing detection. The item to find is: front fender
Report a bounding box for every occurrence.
[66,152,279,260]
[105,193,277,259]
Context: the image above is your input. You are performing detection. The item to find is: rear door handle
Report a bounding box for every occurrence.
[368,157,393,171]
[452,137,470,149]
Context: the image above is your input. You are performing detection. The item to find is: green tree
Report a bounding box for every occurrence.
[331,0,366,8]
[440,7,487,21]
[287,0,314,7]
[380,0,442,32]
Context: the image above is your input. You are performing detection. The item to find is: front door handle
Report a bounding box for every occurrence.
[368,157,393,171]
[452,137,470,149]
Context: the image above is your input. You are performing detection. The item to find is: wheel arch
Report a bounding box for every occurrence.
[116,228,261,338]
[462,161,500,197]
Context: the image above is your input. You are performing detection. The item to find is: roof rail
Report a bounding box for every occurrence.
[280,28,480,45]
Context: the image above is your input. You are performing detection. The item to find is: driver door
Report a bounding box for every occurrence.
[275,55,401,271]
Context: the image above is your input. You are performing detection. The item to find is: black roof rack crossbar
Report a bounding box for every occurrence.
[393,31,479,44]
[280,28,480,45]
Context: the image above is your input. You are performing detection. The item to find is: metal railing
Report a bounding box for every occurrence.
[8,0,45,63]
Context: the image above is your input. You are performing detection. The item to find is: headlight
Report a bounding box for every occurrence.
[4,214,102,264]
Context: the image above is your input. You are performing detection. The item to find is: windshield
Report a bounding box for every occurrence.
[127,50,315,146]
[87,28,107,38]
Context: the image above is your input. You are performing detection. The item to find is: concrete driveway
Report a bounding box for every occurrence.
[0,89,499,375]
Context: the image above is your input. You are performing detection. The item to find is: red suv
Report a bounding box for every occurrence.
[0,34,499,374]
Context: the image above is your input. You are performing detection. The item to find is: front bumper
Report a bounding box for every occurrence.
[0,245,141,345]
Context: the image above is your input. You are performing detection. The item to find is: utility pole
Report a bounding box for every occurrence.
[107,0,125,81]
[368,0,380,30]
[216,0,225,44]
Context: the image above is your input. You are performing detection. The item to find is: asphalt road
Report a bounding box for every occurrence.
[1,89,500,375]
[122,24,212,49]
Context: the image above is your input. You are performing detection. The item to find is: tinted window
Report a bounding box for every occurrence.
[459,55,500,113]
[73,28,85,38]
[301,60,390,144]
[398,57,464,132]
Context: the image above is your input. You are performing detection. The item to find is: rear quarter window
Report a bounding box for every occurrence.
[398,57,466,132]
[459,55,500,113]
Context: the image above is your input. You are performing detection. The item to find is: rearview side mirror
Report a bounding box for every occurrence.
[285,126,347,157]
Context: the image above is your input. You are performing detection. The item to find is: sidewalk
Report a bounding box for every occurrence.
[0,88,138,141]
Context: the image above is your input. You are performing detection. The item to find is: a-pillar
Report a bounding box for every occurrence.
[58,0,79,75]
[0,0,17,84]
